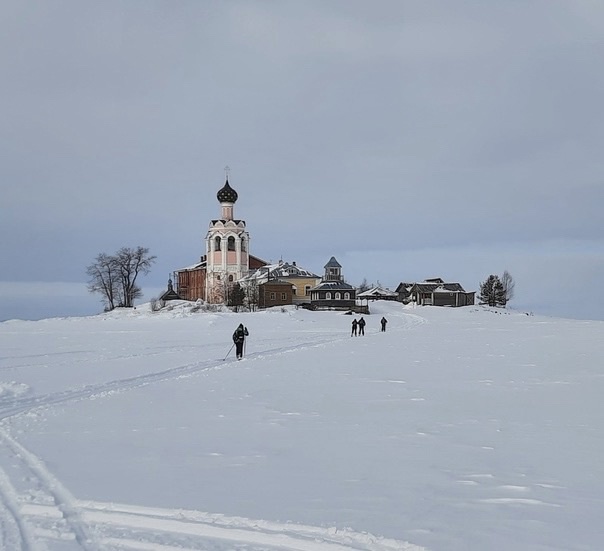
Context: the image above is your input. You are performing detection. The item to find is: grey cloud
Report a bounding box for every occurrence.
[1,1,602,319]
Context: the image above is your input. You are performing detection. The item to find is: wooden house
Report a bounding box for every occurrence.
[175,258,207,301]
[240,260,321,307]
[238,260,321,309]
[309,257,358,311]
[159,278,181,302]
[395,282,414,303]
[396,278,475,307]
[258,279,294,309]
[357,286,398,301]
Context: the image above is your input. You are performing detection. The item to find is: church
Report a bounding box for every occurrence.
[174,174,267,303]
[172,172,365,310]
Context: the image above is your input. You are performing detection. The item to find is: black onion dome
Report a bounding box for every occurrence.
[216,179,238,203]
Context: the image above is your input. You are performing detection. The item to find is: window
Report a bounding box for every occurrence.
[214,236,221,251]
[228,236,236,251]
[292,287,297,295]
[270,292,276,300]
[335,292,341,300]
[228,275,234,282]
[241,238,247,252]
[305,285,311,295]
[281,293,287,300]
[326,292,332,300]
[344,292,350,299]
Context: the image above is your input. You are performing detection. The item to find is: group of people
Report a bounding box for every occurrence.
[351,316,388,336]
[231,315,389,360]
[351,317,365,336]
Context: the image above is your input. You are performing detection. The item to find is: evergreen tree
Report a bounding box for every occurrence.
[494,278,506,307]
[243,279,259,311]
[228,282,246,312]
[479,274,506,307]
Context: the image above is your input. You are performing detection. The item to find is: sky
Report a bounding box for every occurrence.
[1,1,603,321]
[1,301,603,550]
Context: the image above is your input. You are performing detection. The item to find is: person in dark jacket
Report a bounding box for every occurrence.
[380,317,388,332]
[358,317,366,336]
[351,318,358,337]
[232,323,249,359]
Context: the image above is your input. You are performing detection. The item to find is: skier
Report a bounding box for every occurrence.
[380,317,388,332]
[232,323,249,360]
[358,317,366,336]
[351,318,358,337]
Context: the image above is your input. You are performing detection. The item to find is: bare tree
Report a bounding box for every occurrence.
[87,246,156,310]
[358,278,371,292]
[208,274,226,304]
[501,270,515,307]
[115,246,156,307]
[86,253,119,311]
[206,273,237,305]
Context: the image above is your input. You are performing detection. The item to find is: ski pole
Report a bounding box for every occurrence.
[223,343,235,361]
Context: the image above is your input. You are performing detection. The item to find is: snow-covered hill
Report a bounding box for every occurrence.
[1,301,602,550]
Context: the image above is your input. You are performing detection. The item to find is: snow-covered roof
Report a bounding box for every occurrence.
[176,260,206,271]
[240,261,320,283]
[357,286,397,298]
[413,282,466,293]
[311,280,355,291]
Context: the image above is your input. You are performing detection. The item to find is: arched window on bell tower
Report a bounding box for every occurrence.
[215,236,221,251]
[227,236,236,251]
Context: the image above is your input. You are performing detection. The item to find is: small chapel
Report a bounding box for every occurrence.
[174,174,267,303]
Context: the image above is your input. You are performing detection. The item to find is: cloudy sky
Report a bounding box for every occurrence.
[1,0,603,321]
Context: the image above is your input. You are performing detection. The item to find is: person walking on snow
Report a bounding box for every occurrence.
[232,323,249,360]
[380,317,388,332]
[358,317,366,336]
[351,318,358,337]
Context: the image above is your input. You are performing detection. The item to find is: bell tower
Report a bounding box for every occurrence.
[205,168,250,303]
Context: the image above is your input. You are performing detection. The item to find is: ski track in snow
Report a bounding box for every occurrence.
[0,311,426,550]
[0,428,101,551]
[0,338,346,422]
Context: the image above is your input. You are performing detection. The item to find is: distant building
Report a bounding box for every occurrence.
[357,286,398,301]
[175,174,267,303]
[240,260,321,308]
[309,257,358,311]
[258,279,294,309]
[159,278,181,302]
[175,258,206,302]
[394,282,414,303]
[396,277,475,307]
